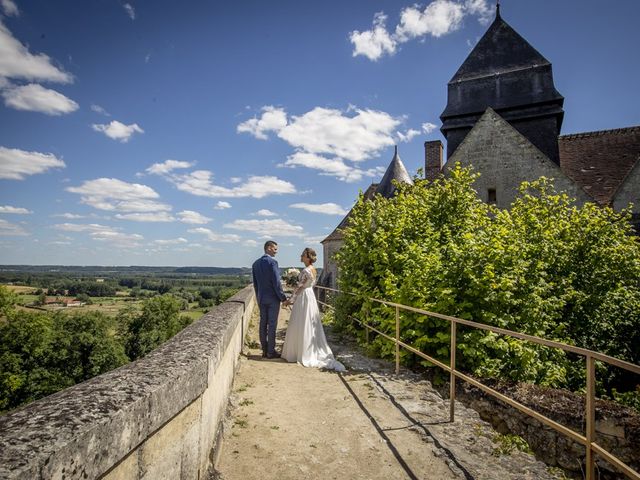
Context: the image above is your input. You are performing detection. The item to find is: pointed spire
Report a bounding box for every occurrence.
[375,146,413,198]
[496,0,501,19]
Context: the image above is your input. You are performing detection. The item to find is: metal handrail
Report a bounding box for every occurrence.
[315,284,640,480]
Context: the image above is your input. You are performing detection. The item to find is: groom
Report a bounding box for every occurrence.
[252,240,287,359]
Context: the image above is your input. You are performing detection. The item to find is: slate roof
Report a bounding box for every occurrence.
[375,146,414,198]
[449,9,549,84]
[559,126,640,205]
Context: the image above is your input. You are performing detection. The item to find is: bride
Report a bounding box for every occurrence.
[281,248,345,372]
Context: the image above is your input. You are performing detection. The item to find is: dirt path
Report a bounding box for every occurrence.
[215,305,459,480]
[214,305,561,480]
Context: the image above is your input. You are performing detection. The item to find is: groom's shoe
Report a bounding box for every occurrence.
[266,352,281,359]
[261,350,268,358]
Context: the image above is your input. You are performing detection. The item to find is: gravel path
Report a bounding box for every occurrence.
[214,306,562,480]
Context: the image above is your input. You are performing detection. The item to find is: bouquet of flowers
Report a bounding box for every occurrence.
[282,268,300,287]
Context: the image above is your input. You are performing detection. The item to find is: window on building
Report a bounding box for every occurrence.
[488,188,497,204]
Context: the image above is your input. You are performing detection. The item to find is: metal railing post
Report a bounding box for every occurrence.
[312,284,640,480]
[395,306,400,375]
[586,354,596,480]
[450,320,457,422]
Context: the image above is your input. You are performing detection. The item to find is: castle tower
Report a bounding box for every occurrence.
[440,5,565,164]
[319,147,413,290]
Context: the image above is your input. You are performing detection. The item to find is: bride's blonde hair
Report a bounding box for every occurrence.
[303,247,317,264]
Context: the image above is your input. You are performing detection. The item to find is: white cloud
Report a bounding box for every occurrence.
[396,128,421,143]
[92,120,144,142]
[422,122,437,134]
[239,105,413,182]
[254,209,277,217]
[177,210,211,224]
[188,227,241,243]
[243,239,258,248]
[114,212,175,222]
[395,1,465,41]
[1,0,19,17]
[350,0,491,61]
[123,3,135,20]
[91,230,143,247]
[278,107,400,162]
[290,203,348,215]
[303,235,326,245]
[464,0,493,25]
[0,146,66,180]
[52,222,143,247]
[214,201,231,210]
[282,152,384,183]
[146,159,194,175]
[0,22,72,83]
[91,104,110,116]
[0,218,28,236]
[0,205,32,214]
[349,12,396,61]
[237,105,287,140]
[172,171,296,199]
[53,223,112,233]
[51,213,88,219]
[66,178,171,213]
[2,83,78,115]
[224,218,305,238]
[153,237,188,245]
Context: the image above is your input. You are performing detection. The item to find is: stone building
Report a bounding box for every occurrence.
[319,147,413,290]
[429,5,640,221]
[321,5,640,291]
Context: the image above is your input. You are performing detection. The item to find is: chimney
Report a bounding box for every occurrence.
[425,140,443,180]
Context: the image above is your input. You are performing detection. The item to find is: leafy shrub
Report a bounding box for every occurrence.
[335,164,640,394]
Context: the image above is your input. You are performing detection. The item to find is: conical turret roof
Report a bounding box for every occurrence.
[375,146,413,198]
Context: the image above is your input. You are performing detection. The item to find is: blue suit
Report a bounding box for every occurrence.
[252,254,287,355]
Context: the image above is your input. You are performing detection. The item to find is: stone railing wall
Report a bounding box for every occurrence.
[0,285,255,480]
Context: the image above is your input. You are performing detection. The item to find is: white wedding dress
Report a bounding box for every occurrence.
[282,267,345,372]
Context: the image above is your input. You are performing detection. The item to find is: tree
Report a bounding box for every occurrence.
[0,309,128,413]
[125,294,184,359]
[0,285,18,318]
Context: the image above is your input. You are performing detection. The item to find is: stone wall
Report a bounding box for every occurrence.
[0,285,255,480]
[445,107,592,209]
[448,379,640,479]
[321,238,341,290]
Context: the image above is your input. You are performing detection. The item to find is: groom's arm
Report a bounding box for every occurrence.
[269,259,287,302]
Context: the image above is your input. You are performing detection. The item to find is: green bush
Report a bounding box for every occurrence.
[335,164,640,394]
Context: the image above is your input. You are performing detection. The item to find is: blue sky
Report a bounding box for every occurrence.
[1,0,639,268]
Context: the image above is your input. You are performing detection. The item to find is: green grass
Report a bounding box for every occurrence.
[234,419,248,428]
[491,433,532,456]
[181,310,206,321]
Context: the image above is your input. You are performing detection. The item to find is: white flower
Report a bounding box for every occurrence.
[282,268,301,287]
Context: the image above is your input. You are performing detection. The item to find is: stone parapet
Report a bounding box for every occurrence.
[0,285,255,480]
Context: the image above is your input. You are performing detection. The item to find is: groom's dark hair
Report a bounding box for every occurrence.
[263,240,278,251]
